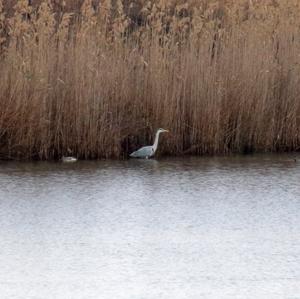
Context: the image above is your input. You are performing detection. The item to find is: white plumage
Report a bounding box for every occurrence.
[130,128,169,159]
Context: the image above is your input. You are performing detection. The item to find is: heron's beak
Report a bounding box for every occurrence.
[164,130,169,133]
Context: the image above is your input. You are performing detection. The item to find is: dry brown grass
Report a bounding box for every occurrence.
[0,0,299,160]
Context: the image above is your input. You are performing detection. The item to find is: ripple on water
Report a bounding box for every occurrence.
[0,154,299,299]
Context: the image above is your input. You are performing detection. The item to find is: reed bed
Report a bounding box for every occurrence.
[0,0,300,160]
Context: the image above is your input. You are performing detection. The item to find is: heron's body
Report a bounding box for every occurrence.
[130,128,169,159]
[130,145,155,159]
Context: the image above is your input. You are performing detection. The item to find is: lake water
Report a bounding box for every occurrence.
[0,154,299,299]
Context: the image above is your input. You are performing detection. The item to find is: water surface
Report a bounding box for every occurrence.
[0,154,300,299]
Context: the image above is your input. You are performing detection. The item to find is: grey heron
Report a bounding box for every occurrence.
[130,128,169,159]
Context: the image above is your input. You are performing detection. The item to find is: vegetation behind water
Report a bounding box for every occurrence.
[0,0,300,160]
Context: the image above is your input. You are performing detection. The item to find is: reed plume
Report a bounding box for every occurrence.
[0,0,299,160]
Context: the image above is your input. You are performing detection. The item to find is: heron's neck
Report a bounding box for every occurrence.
[153,131,161,152]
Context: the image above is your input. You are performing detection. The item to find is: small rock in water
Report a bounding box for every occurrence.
[62,156,78,163]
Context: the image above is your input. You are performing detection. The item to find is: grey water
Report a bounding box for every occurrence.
[0,154,300,299]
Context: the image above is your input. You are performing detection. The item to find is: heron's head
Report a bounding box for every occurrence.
[158,128,169,133]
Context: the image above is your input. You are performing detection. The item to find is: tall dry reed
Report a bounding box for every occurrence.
[0,0,299,160]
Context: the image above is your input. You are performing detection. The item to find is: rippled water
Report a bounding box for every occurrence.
[0,154,300,299]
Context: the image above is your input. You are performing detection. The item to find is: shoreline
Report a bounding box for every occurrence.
[0,151,298,162]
